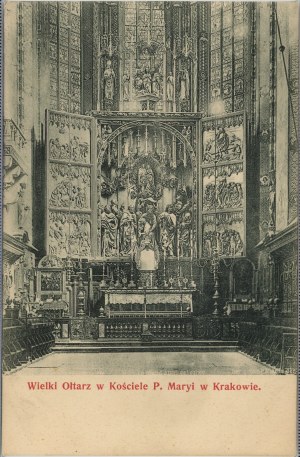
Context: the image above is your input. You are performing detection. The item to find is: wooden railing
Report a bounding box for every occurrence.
[53,316,193,340]
[32,315,297,374]
[3,316,55,373]
[192,316,239,340]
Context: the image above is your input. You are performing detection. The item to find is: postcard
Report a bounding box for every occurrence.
[2,1,298,456]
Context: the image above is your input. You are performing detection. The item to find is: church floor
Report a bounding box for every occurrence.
[9,351,276,375]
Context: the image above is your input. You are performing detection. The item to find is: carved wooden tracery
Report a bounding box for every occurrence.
[96,117,198,260]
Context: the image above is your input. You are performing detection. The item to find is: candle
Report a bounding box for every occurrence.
[190,229,193,281]
[172,135,176,168]
[108,143,111,167]
[117,230,119,258]
[145,126,148,155]
[183,143,187,167]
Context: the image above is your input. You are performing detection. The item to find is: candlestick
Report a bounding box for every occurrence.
[189,229,196,289]
[183,143,187,167]
[144,289,147,318]
[137,129,141,154]
[117,135,121,168]
[115,230,122,288]
[100,235,107,288]
[172,135,176,168]
[108,143,111,167]
[190,229,193,274]
[154,130,157,154]
[145,126,148,156]
[163,248,168,288]
[177,227,180,277]
[128,224,136,289]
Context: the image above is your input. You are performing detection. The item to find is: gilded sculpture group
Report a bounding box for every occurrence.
[99,193,193,261]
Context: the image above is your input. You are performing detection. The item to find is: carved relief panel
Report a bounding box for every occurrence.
[200,113,245,258]
[36,255,67,302]
[46,111,95,259]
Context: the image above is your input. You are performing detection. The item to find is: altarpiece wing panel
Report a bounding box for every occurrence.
[45,110,96,259]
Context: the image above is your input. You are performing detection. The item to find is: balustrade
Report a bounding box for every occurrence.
[192,316,239,340]
[4,119,26,150]
[53,316,193,340]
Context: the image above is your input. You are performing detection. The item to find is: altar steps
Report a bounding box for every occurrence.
[53,339,238,353]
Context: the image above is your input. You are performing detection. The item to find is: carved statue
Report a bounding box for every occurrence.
[142,67,152,93]
[101,204,118,257]
[230,134,242,160]
[268,181,276,229]
[49,138,61,159]
[166,73,174,101]
[103,60,115,100]
[152,72,162,96]
[216,127,229,155]
[134,68,144,92]
[120,206,137,256]
[123,72,130,101]
[59,143,70,160]
[179,210,192,257]
[101,124,113,141]
[158,205,176,256]
[136,202,160,271]
[138,164,156,199]
[74,185,87,209]
[70,136,80,161]
[174,194,190,218]
[203,183,216,211]
[17,184,29,228]
[139,202,158,246]
[179,68,190,101]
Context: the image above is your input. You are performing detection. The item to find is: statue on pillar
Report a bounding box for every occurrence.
[179,67,190,101]
[103,60,115,101]
[123,72,130,101]
[142,66,152,94]
[167,72,174,101]
[268,179,276,231]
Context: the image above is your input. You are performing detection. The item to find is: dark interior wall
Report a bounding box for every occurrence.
[32,125,46,259]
